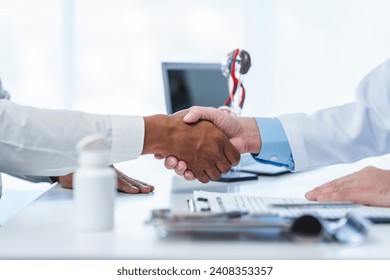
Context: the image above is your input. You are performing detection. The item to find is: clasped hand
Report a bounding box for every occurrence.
[155,106,260,181]
[58,108,241,193]
[159,107,390,208]
[144,111,241,183]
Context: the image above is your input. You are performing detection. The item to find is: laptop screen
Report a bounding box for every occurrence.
[162,62,228,114]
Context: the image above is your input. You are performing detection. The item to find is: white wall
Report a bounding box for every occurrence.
[2,0,390,116]
[72,0,248,115]
[264,0,390,116]
[0,0,63,108]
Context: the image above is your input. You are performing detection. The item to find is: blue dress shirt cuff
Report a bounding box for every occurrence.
[252,117,295,170]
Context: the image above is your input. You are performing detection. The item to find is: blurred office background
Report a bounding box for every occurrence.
[1,0,390,222]
[2,0,390,116]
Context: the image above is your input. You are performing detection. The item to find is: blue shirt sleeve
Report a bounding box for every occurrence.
[252,117,295,170]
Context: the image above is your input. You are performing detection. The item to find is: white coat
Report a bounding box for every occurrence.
[0,81,144,195]
[279,58,390,171]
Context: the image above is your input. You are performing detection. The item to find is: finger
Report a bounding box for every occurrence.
[317,193,345,202]
[117,180,141,194]
[305,176,353,201]
[164,156,179,170]
[315,181,369,204]
[305,173,354,198]
[205,165,222,181]
[196,170,210,184]
[154,154,164,160]
[117,173,155,194]
[184,170,195,181]
[174,161,188,176]
[313,182,389,206]
[316,190,356,203]
[223,141,241,166]
[216,160,231,174]
[305,184,334,200]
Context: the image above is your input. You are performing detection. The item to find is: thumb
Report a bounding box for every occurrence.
[183,106,216,123]
[183,111,199,123]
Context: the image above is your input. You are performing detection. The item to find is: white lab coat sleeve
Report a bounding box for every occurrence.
[277,58,390,171]
[0,100,144,176]
[7,174,53,184]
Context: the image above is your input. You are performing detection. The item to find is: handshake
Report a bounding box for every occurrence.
[143,106,261,183]
[59,106,261,193]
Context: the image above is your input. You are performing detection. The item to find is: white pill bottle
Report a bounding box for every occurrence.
[73,134,117,231]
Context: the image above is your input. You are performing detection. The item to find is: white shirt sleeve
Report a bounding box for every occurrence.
[0,100,144,176]
[278,58,390,171]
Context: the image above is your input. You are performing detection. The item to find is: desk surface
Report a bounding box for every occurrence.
[1,155,390,259]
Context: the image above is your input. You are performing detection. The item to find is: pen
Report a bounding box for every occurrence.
[173,210,249,221]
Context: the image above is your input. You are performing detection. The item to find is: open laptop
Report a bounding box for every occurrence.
[161,62,288,177]
[162,62,227,114]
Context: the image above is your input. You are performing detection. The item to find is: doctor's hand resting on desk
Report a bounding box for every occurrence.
[305,166,390,207]
[161,57,390,207]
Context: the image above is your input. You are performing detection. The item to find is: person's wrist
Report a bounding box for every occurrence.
[240,117,261,154]
[142,114,169,155]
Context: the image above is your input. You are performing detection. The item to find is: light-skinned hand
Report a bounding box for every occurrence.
[305,166,390,207]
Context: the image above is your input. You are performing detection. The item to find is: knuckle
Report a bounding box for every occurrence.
[328,180,341,192]
[190,105,200,114]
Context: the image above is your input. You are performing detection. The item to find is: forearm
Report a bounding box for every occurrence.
[0,100,143,176]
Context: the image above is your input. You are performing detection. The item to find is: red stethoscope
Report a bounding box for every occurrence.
[221,49,251,113]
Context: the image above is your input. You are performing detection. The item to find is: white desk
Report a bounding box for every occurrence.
[1,155,390,259]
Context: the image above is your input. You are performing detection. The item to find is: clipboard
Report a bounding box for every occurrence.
[147,208,295,239]
[148,191,374,244]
